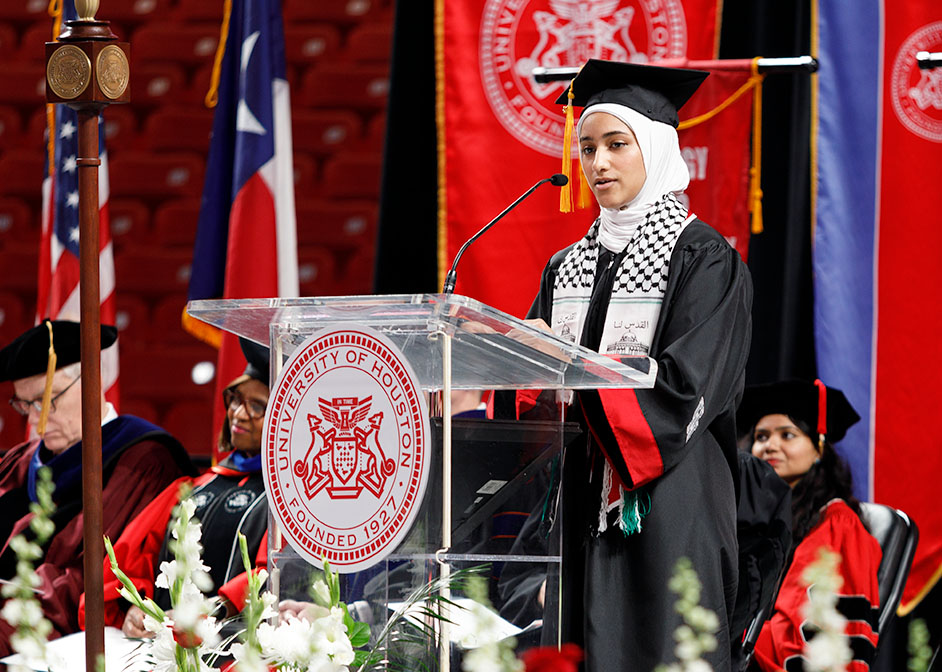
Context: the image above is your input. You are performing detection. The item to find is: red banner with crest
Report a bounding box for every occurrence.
[437,0,757,318]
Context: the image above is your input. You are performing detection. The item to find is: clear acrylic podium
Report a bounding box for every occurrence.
[187,293,656,669]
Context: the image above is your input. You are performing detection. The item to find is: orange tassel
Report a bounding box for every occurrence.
[37,320,57,437]
[559,84,576,213]
[749,57,765,234]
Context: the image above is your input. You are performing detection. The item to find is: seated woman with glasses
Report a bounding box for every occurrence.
[79,338,271,636]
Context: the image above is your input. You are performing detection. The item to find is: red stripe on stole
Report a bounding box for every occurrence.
[597,388,663,488]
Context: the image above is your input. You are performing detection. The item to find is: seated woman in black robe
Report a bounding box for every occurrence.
[80,339,271,634]
[738,380,881,671]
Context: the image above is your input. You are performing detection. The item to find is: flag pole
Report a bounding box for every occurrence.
[531,55,820,82]
[44,2,130,668]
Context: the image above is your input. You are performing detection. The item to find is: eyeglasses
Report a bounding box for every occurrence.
[223,389,267,419]
[9,375,81,417]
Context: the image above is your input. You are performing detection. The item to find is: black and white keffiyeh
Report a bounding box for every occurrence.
[551,192,693,534]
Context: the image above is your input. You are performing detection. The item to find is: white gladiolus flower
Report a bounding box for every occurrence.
[311,578,332,606]
[147,626,179,672]
[452,601,506,649]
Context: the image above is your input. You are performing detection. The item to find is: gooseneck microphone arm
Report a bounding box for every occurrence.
[442,173,569,294]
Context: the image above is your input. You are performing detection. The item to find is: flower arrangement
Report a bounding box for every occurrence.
[907,618,932,672]
[0,466,60,672]
[654,557,719,672]
[104,489,224,672]
[230,533,369,672]
[799,547,852,672]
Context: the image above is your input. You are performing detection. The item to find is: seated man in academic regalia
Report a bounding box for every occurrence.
[0,320,194,655]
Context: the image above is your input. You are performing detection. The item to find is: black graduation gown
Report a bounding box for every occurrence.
[529,219,753,672]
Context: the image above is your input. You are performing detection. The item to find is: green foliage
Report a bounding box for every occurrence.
[908,618,932,672]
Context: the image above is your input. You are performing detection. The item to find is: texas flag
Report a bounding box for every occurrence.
[185,0,298,457]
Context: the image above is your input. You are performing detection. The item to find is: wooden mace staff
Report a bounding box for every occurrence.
[43,1,130,668]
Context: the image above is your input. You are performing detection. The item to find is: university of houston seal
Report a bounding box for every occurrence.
[263,327,430,573]
[479,0,688,156]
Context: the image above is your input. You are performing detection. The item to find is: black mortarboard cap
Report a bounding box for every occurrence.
[554,59,709,127]
[241,338,270,383]
[0,320,118,382]
[225,338,271,390]
[737,379,861,444]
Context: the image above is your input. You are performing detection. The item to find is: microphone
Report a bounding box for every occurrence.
[442,174,569,294]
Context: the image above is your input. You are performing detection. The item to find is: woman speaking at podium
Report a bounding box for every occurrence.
[525,60,752,672]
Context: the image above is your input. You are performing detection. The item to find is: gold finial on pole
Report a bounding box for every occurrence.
[75,0,99,21]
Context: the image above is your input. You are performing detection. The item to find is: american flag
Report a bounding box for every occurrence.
[37,104,119,406]
[186,0,298,459]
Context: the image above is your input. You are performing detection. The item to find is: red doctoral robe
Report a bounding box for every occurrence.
[753,499,882,672]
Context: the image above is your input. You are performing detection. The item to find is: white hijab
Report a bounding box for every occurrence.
[577,103,690,252]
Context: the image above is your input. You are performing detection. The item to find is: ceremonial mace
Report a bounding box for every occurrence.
[44,1,130,668]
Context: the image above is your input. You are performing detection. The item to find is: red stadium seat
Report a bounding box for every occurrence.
[108,198,151,250]
[120,398,159,424]
[299,63,390,111]
[130,23,220,66]
[153,198,200,248]
[0,149,44,198]
[0,244,38,292]
[142,106,213,152]
[101,105,140,150]
[345,21,393,63]
[115,246,194,296]
[109,151,205,200]
[24,106,49,148]
[120,342,217,401]
[321,152,383,199]
[298,245,338,297]
[0,22,16,58]
[0,0,47,23]
[291,109,362,157]
[114,293,151,347]
[295,198,376,250]
[293,152,321,196]
[5,62,45,105]
[283,24,342,69]
[0,197,37,246]
[364,111,385,146]
[172,0,224,22]
[162,399,215,456]
[0,291,29,345]
[283,0,379,25]
[96,0,168,24]
[152,295,197,344]
[130,63,188,107]
[0,105,23,152]
[335,246,375,295]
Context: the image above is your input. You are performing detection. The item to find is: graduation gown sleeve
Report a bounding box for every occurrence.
[753,500,882,672]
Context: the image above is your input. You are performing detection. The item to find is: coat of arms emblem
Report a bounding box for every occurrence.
[294,396,396,499]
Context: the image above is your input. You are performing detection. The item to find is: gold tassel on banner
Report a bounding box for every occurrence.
[559,83,576,213]
[37,320,57,437]
[677,59,766,235]
[749,57,765,234]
